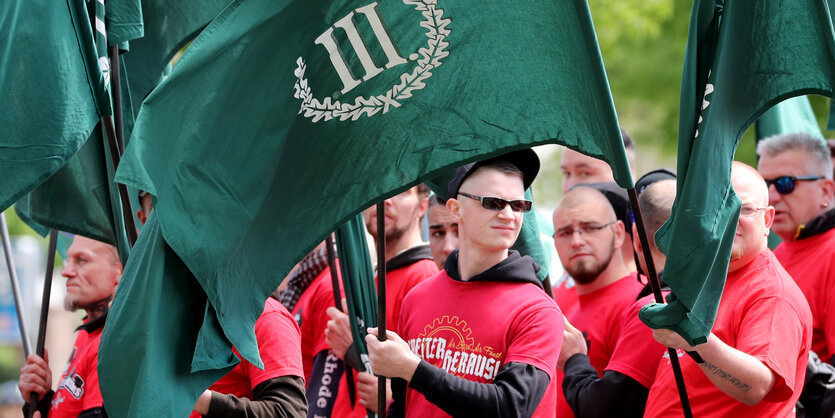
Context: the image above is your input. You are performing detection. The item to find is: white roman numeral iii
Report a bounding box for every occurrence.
[314,2,408,94]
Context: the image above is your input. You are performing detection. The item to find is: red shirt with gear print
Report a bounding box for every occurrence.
[398,270,562,418]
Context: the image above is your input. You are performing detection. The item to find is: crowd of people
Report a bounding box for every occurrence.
[15,131,835,417]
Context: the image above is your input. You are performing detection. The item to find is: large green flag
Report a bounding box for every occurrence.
[640,0,835,345]
[102,0,631,414]
[0,0,108,212]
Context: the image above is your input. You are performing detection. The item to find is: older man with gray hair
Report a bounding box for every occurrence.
[757,133,835,365]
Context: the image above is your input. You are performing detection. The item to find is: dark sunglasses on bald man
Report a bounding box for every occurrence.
[458,192,532,213]
[764,175,824,195]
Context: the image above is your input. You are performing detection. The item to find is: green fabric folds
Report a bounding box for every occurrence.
[640,0,835,345]
[99,214,233,417]
[0,0,106,212]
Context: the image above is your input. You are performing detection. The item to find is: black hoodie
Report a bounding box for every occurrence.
[388,250,551,418]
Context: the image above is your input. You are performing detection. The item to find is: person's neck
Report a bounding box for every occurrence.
[621,245,637,273]
[457,241,508,281]
[84,302,110,323]
[575,256,629,295]
[383,226,424,263]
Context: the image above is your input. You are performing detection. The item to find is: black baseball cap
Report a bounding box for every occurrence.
[447,149,540,199]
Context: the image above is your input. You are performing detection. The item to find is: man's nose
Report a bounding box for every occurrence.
[767,185,781,205]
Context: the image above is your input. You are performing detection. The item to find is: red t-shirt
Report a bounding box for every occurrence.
[331,257,438,418]
[556,273,642,417]
[190,299,303,417]
[291,266,336,382]
[774,228,835,362]
[50,321,104,417]
[605,293,668,388]
[398,271,563,418]
[552,271,579,312]
[644,250,812,418]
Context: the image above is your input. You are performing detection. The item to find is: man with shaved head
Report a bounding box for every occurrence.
[559,179,675,417]
[554,132,638,312]
[645,162,813,417]
[19,236,122,417]
[552,186,642,417]
[427,194,459,270]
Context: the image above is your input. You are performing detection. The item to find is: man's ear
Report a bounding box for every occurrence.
[764,206,776,230]
[447,198,462,222]
[613,220,626,249]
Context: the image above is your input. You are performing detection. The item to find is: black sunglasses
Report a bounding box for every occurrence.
[458,192,532,213]
[764,175,824,195]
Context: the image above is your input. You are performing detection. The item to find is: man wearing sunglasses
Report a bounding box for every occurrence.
[645,162,812,417]
[757,133,835,366]
[364,149,563,417]
[551,186,643,417]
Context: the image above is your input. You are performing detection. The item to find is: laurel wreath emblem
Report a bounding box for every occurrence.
[293,0,451,122]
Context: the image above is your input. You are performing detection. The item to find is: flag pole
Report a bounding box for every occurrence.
[108,46,126,154]
[325,235,358,406]
[375,203,387,418]
[627,188,693,418]
[101,116,138,247]
[0,213,33,357]
[27,229,58,418]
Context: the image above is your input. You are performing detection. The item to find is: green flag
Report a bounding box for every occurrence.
[0,0,108,212]
[99,214,233,417]
[756,96,824,141]
[640,0,835,345]
[102,0,631,414]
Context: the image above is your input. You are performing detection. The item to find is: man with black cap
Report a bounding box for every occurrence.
[364,149,563,417]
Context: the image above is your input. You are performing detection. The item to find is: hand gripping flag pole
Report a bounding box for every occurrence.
[627,188,693,418]
[27,229,58,418]
[376,203,387,418]
[0,213,33,357]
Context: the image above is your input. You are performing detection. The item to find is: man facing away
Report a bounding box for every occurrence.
[364,149,563,417]
[644,162,813,417]
[18,236,122,418]
[551,186,643,417]
[757,133,835,365]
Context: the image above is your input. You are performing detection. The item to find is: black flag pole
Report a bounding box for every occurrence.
[0,213,33,357]
[325,235,358,406]
[27,229,59,418]
[627,188,693,418]
[101,116,138,247]
[375,203,387,418]
[108,46,126,153]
